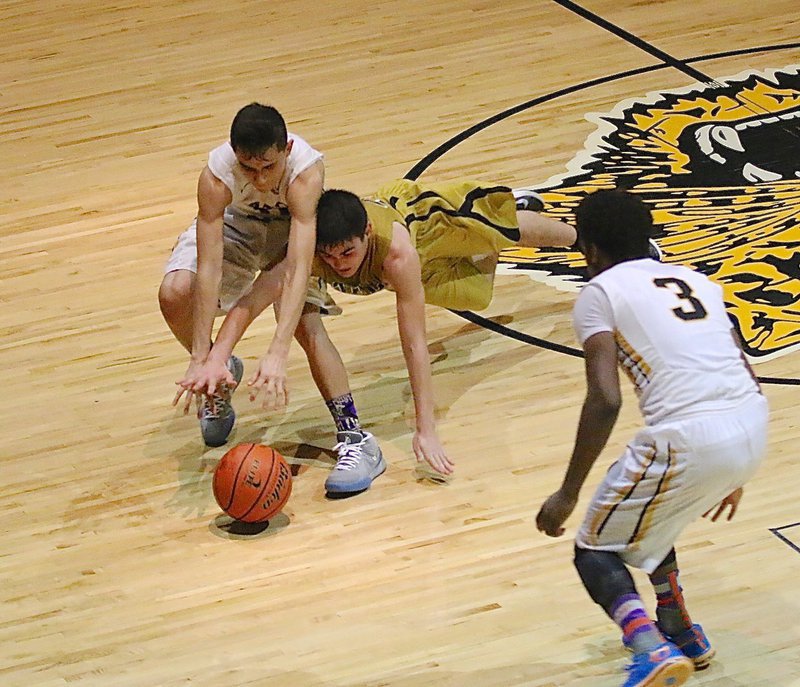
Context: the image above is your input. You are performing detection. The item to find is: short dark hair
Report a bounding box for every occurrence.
[230,103,288,156]
[316,189,369,249]
[575,189,652,261]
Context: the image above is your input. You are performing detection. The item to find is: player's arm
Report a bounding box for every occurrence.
[536,330,621,536]
[203,261,288,376]
[173,167,235,409]
[192,166,232,362]
[561,331,621,495]
[384,224,454,475]
[250,160,324,409]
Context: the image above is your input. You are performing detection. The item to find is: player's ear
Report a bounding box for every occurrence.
[284,138,294,155]
[582,242,603,274]
[364,221,373,237]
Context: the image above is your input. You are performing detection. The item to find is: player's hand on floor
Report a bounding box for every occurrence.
[413,430,454,475]
[536,489,578,537]
[703,487,743,522]
[248,353,289,411]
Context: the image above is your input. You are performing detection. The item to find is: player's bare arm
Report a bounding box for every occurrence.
[248,160,324,410]
[173,167,233,412]
[383,223,454,475]
[536,331,621,536]
[199,260,288,397]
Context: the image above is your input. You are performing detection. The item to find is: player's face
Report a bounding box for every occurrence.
[318,236,369,277]
[235,143,290,193]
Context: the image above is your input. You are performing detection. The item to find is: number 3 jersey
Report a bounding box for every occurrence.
[573,258,760,425]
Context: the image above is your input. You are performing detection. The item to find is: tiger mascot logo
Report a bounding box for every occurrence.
[501,65,800,361]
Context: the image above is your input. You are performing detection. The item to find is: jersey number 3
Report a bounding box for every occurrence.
[653,277,708,321]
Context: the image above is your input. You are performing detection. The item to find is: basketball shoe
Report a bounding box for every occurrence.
[623,642,693,687]
[661,624,715,670]
[623,623,714,670]
[199,355,244,448]
[512,188,546,213]
[325,430,386,494]
[647,238,664,261]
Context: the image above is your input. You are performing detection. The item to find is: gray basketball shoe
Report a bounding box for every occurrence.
[199,355,244,448]
[324,430,386,494]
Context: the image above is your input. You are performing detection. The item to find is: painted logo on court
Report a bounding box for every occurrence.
[500,65,800,361]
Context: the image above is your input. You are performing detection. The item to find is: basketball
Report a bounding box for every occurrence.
[212,443,292,522]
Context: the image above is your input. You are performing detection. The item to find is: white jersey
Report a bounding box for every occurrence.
[207,133,323,222]
[573,258,760,425]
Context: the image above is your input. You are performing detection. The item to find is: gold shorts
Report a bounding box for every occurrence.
[377,179,518,310]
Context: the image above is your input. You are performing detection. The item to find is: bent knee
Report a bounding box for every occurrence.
[159,270,194,312]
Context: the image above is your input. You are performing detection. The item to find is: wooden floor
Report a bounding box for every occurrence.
[3,1,800,685]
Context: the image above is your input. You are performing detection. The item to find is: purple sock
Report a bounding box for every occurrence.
[326,392,362,433]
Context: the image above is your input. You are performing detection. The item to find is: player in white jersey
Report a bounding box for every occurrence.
[159,103,384,495]
[535,189,767,687]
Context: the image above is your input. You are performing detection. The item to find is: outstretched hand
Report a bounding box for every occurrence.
[536,489,578,537]
[173,358,235,414]
[703,487,744,522]
[248,352,289,411]
[413,430,454,476]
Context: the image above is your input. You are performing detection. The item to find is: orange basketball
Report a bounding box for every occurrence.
[212,443,292,522]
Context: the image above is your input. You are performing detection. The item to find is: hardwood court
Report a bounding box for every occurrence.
[3,1,799,685]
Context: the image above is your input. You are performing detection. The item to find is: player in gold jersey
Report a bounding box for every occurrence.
[311,179,578,475]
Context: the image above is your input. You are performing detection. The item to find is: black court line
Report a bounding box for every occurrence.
[553,1,800,134]
[405,62,667,181]
[770,523,800,555]
[450,310,800,386]
[551,0,713,83]
[451,309,583,358]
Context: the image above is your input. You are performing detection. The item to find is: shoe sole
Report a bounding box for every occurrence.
[632,657,694,687]
[688,647,715,671]
[624,647,713,671]
[324,454,387,494]
[623,637,714,670]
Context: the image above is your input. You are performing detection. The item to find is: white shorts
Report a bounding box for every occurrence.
[576,393,768,573]
[164,215,340,315]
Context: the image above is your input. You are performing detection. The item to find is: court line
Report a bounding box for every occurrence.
[449,310,800,386]
[552,1,800,132]
[406,43,800,179]
[550,0,714,83]
[770,524,800,555]
[451,309,583,358]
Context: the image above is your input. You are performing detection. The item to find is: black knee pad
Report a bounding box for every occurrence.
[574,545,637,613]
